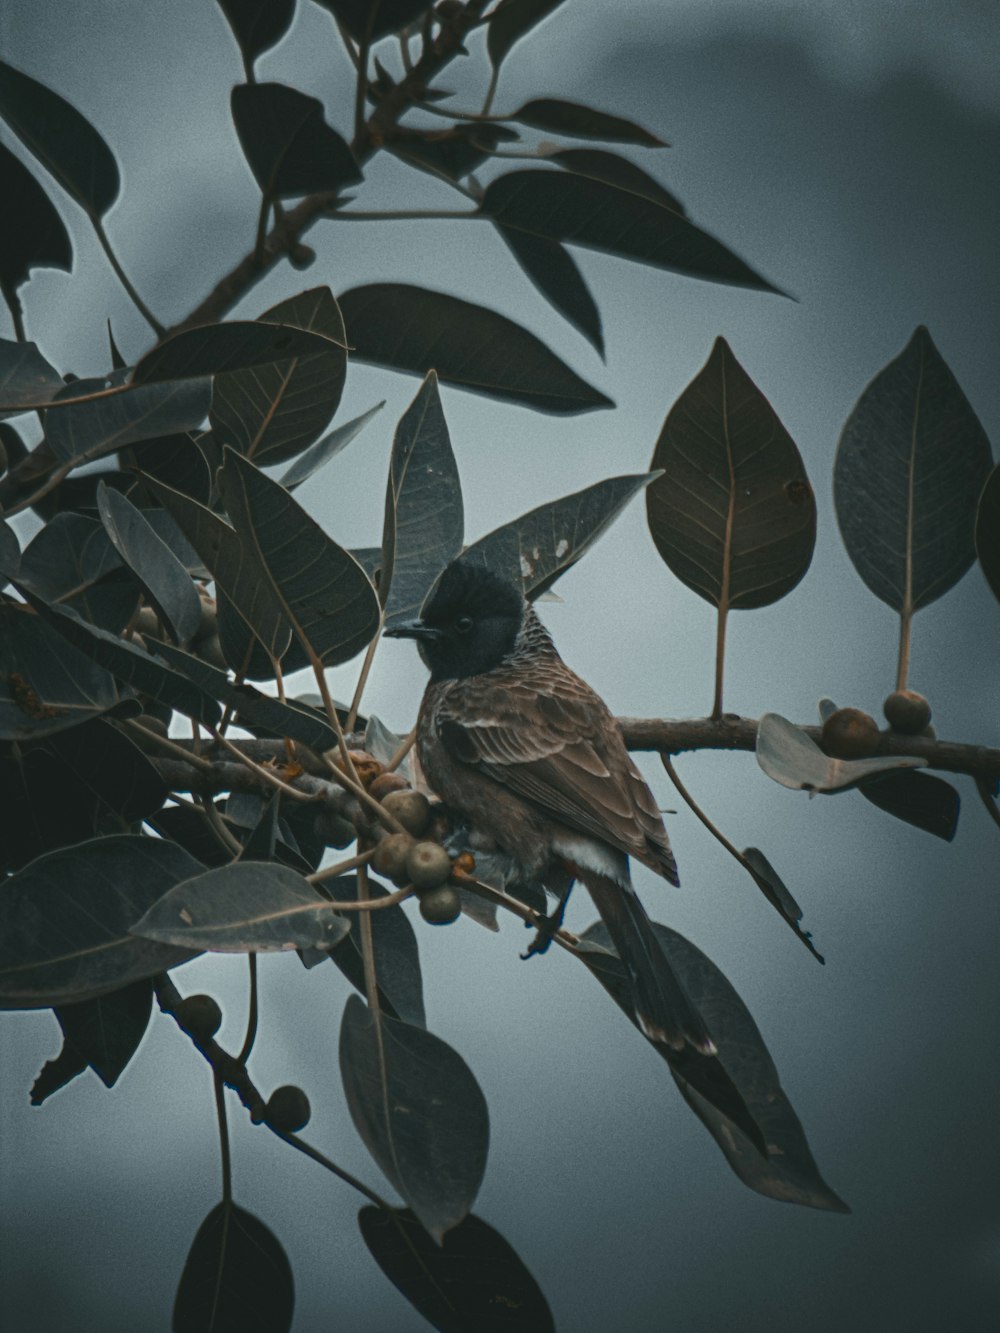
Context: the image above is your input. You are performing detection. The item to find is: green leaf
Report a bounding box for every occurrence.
[279,401,384,491]
[97,484,203,645]
[172,1201,294,1333]
[45,375,212,465]
[218,448,381,666]
[975,461,1000,605]
[54,978,153,1088]
[512,97,666,147]
[0,59,119,217]
[487,0,566,70]
[756,713,925,793]
[124,433,213,505]
[231,82,362,200]
[325,875,425,1027]
[359,1208,555,1333]
[0,140,72,295]
[210,287,347,466]
[552,147,685,214]
[215,0,295,73]
[0,337,64,418]
[390,123,520,183]
[133,862,351,953]
[464,472,657,598]
[739,846,822,963]
[339,283,612,415]
[860,769,960,841]
[313,0,433,43]
[214,586,309,681]
[834,326,994,613]
[382,372,464,623]
[494,224,603,355]
[0,834,201,1008]
[339,995,489,1241]
[480,171,781,294]
[18,511,139,632]
[133,319,347,386]
[647,338,816,609]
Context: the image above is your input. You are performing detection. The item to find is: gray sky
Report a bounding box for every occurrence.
[1,3,999,1330]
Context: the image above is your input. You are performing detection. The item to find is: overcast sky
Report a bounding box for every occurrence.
[1,3,999,1330]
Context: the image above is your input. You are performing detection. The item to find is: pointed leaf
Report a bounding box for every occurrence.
[30,1041,90,1106]
[390,123,520,183]
[313,0,433,42]
[359,1207,554,1333]
[382,372,464,622]
[133,862,350,953]
[133,319,347,386]
[975,461,1000,605]
[481,171,781,293]
[231,82,362,199]
[172,1201,294,1333]
[0,834,201,1008]
[0,140,72,294]
[97,484,203,644]
[124,433,213,505]
[834,327,993,613]
[279,401,384,490]
[494,224,603,354]
[487,0,567,69]
[512,97,665,147]
[326,875,425,1027]
[860,768,960,841]
[218,448,380,666]
[339,995,489,1240]
[0,517,19,582]
[0,337,64,417]
[0,59,119,217]
[739,846,822,963]
[339,283,612,415]
[756,713,925,793]
[210,287,348,465]
[216,0,295,72]
[46,375,212,465]
[214,586,309,681]
[464,472,656,597]
[552,147,685,214]
[647,338,816,609]
[54,978,153,1087]
[19,511,138,632]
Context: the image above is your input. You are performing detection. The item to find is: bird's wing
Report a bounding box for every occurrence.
[436,666,678,882]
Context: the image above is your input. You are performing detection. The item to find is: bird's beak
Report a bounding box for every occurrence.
[384,618,444,642]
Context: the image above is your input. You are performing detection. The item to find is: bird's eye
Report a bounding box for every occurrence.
[455,615,474,634]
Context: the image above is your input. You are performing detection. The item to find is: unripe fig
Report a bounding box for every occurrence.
[381,789,431,837]
[196,588,218,637]
[369,771,410,801]
[264,1084,311,1133]
[883,689,932,734]
[134,606,162,639]
[313,807,357,849]
[175,994,222,1040]
[406,840,452,890]
[288,243,315,271]
[821,707,879,759]
[194,633,227,670]
[135,713,169,738]
[419,884,462,925]
[371,831,416,883]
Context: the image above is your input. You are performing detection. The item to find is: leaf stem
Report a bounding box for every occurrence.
[308,846,375,884]
[272,1129,392,1210]
[213,1070,233,1206]
[326,208,479,222]
[385,727,417,774]
[896,604,912,692]
[712,602,728,720]
[1,460,74,518]
[92,216,165,337]
[253,195,272,268]
[125,717,215,771]
[347,622,382,732]
[198,794,244,857]
[237,953,259,1064]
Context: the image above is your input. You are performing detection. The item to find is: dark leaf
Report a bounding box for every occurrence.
[45,375,212,466]
[133,861,351,953]
[834,327,994,613]
[231,82,362,199]
[133,319,347,386]
[360,1207,554,1333]
[480,171,781,294]
[0,717,167,873]
[0,517,19,582]
[647,338,816,609]
[0,139,72,294]
[216,0,295,72]
[975,461,1000,605]
[30,469,133,520]
[390,123,520,183]
[148,804,234,869]
[210,287,348,466]
[739,846,822,963]
[19,511,139,632]
[0,337,64,417]
[214,586,309,682]
[580,922,849,1212]
[464,472,656,598]
[756,713,925,793]
[238,790,281,861]
[107,319,126,370]
[172,1201,294,1333]
[0,59,119,217]
[123,434,213,505]
[860,768,961,841]
[223,793,314,874]
[487,0,566,69]
[495,224,603,355]
[218,447,381,666]
[382,372,464,622]
[30,1040,90,1106]
[97,484,203,645]
[552,147,685,214]
[0,834,200,1008]
[54,977,153,1087]
[339,994,489,1240]
[326,875,425,1027]
[279,400,384,490]
[512,97,665,147]
[339,283,612,415]
[313,0,433,43]
[362,714,411,774]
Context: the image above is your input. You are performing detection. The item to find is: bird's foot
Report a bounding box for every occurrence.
[520,902,568,960]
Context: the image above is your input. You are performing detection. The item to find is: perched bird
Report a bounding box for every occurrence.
[385,559,715,1055]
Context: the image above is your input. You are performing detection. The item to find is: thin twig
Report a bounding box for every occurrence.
[209,727,321,802]
[123,718,215,771]
[253,195,272,268]
[308,846,375,884]
[326,208,478,222]
[198,794,244,857]
[451,868,580,953]
[92,216,165,336]
[896,604,913,693]
[313,884,414,912]
[385,728,417,774]
[237,954,259,1064]
[661,753,746,867]
[347,623,382,733]
[213,1070,233,1207]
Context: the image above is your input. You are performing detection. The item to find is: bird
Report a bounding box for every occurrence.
[385,558,715,1055]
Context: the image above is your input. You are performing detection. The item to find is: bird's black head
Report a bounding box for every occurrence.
[385,559,525,681]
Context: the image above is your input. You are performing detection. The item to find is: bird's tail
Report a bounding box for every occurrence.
[583,874,716,1055]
